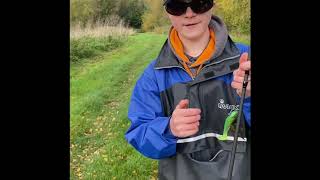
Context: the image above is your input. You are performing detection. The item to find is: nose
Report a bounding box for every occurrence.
[185,7,196,17]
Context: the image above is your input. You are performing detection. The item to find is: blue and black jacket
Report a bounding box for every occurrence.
[126,15,251,180]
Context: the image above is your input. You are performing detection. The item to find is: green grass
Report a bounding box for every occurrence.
[70,32,249,179]
[230,32,250,45]
[71,33,166,180]
[70,36,127,63]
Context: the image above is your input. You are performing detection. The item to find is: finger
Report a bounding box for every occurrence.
[175,99,189,109]
[231,81,242,89]
[234,69,246,76]
[233,76,244,83]
[239,53,248,65]
[176,108,201,117]
[240,61,251,71]
[236,89,241,94]
[181,122,199,131]
[180,115,201,124]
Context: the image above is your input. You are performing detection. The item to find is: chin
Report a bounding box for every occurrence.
[181,30,204,41]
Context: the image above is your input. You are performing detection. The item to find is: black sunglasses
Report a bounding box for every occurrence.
[164,0,214,16]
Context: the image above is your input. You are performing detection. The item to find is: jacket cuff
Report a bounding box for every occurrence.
[163,116,177,140]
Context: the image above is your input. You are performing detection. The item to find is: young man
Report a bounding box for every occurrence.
[125,0,251,179]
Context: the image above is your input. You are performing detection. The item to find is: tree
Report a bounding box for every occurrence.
[118,0,145,28]
[70,0,96,27]
[213,0,250,34]
[142,0,169,31]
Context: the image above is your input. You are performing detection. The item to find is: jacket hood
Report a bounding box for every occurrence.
[154,15,237,69]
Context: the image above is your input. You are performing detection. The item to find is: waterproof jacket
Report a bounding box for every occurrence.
[126,15,251,180]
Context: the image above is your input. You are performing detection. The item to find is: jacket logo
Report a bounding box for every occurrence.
[218,99,239,111]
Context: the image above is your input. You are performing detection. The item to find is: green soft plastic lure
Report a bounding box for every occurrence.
[217,110,239,141]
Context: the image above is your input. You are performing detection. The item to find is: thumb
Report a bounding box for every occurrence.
[176,99,189,109]
[239,52,248,65]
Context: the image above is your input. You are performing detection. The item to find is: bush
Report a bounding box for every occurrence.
[70,36,125,63]
[214,0,250,34]
[71,0,146,29]
[118,0,145,28]
[141,0,170,32]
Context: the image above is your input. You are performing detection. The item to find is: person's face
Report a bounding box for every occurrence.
[167,6,212,41]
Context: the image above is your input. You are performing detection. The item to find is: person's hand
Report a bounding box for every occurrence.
[170,99,201,138]
[231,52,251,97]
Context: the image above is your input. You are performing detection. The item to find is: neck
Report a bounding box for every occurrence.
[178,28,210,57]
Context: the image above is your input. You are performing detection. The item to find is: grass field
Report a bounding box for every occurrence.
[71,33,167,179]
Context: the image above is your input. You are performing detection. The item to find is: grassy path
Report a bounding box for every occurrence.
[71,33,167,180]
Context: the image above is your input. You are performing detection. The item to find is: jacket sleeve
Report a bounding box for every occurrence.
[125,63,177,159]
[235,43,251,127]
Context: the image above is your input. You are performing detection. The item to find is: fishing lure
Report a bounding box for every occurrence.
[218,110,239,141]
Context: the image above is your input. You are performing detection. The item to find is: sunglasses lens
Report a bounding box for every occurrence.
[165,1,187,16]
[165,0,214,16]
[192,0,214,14]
